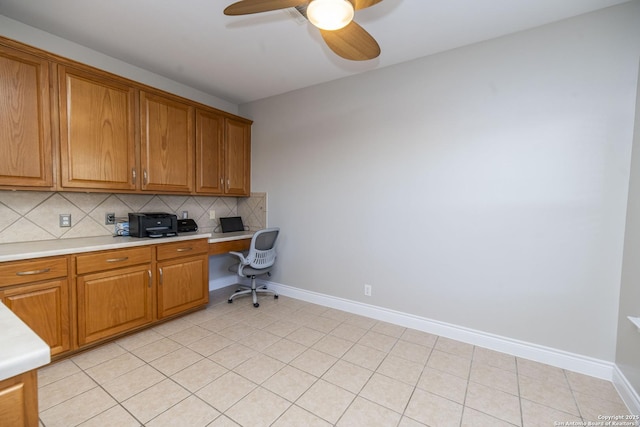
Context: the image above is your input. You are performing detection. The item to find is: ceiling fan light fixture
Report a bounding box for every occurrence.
[307,0,354,31]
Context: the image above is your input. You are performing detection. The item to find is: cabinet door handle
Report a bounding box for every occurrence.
[106,257,129,263]
[176,247,193,252]
[143,169,148,185]
[148,270,152,288]
[16,268,51,276]
[132,168,137,185]
[159,267,163,285]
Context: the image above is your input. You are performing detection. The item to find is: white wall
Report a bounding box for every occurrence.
[617,64,640,394]
[241,2,640,362]
[0,15,238,114]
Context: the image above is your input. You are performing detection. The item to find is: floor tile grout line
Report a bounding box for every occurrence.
[458,343,474,427]
[514,353,524,427]
[563,366,587,423]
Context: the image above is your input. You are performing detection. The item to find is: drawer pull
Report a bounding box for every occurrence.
[106,257,129,263]
[176,247,193,252]
[16,268,51,276]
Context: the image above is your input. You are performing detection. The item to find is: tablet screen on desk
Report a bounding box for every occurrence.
[220,216,245,233]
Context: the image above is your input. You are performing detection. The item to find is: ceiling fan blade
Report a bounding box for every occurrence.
[352,0,383,10]
[224,0,306,16]
[320,21,380,61]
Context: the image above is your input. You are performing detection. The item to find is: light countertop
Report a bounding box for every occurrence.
[207,231,254,243]
[0,302,50,381]
[0,231,253,263]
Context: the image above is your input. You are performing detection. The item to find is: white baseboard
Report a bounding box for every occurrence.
[613,365,640,415]
[262,280,618,382]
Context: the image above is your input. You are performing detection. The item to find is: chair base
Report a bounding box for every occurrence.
[228,276,278,308]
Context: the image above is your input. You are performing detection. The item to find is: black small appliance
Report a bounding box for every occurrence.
[177,218,198,233]
[128,212,178,238]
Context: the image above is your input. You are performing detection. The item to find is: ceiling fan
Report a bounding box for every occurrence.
[224,0,383,61]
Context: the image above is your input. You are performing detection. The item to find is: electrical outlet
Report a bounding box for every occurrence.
[105,213,115,225]
[364,284,372,297]
[59,214,71,227]
[209,210,216,220]
[182,211,188,219]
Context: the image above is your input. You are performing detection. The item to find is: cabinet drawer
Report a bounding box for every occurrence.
[208,238,251,256]
[0,257,67,287]
[156,239,208,261]
[75,247,152,275]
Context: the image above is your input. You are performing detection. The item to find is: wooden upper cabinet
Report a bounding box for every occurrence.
[58,65,137,190]
[195,108,224,194]
[0,44,53,189]
[225,117,251,196]
[140,91,194,193]
[0,36,251,195]
[196,109,251,196]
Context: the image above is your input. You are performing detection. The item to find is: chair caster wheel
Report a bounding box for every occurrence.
[253,303,259,308]
[228,299,233,304]
[274,295,279,299]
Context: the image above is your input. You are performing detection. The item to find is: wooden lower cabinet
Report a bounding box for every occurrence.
[0,239,209,360]
[74,239,209,347]
[0,256,70,357]
[76,265,153,346]
[157,254,209,319]
[0,370,38,427]
[1,280,70,356]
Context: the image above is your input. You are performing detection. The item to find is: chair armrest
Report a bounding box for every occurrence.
[229,251,249,265]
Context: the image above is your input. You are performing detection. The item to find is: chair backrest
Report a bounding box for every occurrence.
[247,227,279,269]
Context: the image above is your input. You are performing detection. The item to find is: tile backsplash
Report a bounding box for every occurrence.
[0,191,266,244]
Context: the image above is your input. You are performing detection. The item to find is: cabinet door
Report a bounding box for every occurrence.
[0,44,52,188]
[58,66,137,190]
[77,265,152,345]
[225,118,251,196]
[157,255,208,319]
[1,280,70,356]
[140,91,194,193]
[195,108,224,194]
[0,371,38,427]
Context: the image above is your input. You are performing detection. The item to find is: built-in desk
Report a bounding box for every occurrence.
[208,231,253,255]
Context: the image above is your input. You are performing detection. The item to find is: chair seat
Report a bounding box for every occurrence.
[228,263,274,277]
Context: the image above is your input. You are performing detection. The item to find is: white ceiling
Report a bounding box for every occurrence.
[0,0,631,104]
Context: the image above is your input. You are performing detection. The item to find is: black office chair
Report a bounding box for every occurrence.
[227,227,280,307]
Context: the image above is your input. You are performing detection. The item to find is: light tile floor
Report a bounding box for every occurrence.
[38,294,635,426]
